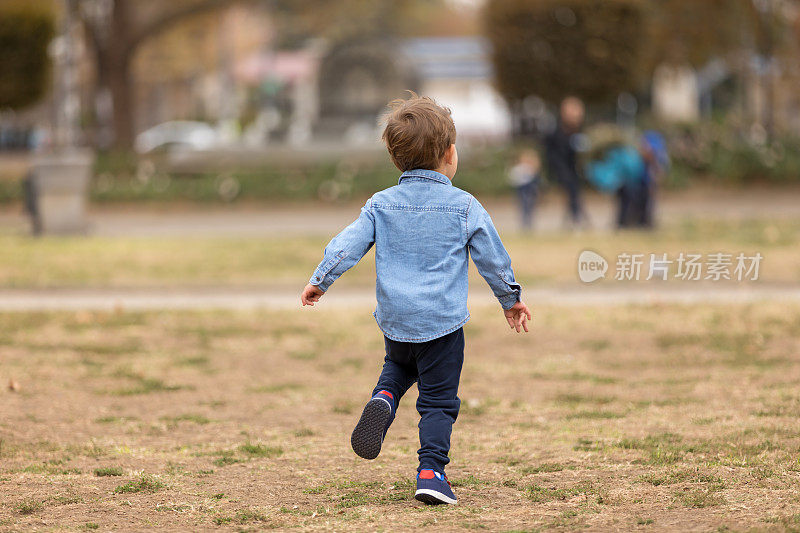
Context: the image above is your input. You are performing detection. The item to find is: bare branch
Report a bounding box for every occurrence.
[125,0,245,57]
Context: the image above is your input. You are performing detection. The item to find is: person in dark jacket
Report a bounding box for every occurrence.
[545,97,587,228]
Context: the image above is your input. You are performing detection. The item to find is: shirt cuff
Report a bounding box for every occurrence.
[309,271,331,292]
[498,292,521,310]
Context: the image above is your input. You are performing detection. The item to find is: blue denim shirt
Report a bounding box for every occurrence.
[309,169,522,342]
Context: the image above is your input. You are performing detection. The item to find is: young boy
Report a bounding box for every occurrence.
[300,95,531,505]
[508,148,542,230]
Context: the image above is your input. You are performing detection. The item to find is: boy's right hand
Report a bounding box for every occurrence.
[300,284,325,307]
[504,301,532,333]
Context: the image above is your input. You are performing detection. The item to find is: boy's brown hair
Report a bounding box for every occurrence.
[381,93,456,172]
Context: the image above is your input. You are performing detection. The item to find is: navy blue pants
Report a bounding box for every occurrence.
[561,177,584,224]
[371,328,464,473]
[515,182,539,229]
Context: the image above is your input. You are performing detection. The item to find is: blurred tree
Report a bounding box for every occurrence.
[394,0,480,37]
[648,0,796,137]
[0,3,55,109]
[745,0,800,139]
[484,0,649,106]
[268,0,433,48]
[78,0,429,149]
[647,0,760,67]
[78,0,236,149]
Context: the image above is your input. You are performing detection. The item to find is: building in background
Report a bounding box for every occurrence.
[652,64,700,123]
[123,0,511,149]
[133,4,273,136]
[8,0,800,154]
[402,37,511,142]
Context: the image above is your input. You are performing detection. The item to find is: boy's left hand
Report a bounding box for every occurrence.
[300,284,325,306]
[504,301,532,333]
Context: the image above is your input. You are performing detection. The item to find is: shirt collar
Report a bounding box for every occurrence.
[398,169,452,186]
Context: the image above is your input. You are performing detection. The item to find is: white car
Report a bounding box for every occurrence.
[134,121,218,153]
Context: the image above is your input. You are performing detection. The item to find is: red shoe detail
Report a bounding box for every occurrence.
[419,469,435,479]
[378,390,393,400]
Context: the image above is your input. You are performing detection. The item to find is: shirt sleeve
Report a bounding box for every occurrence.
[309,198,375,292]
[466,197,522,309]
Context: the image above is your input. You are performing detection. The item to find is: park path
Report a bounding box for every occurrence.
[1,284,798,312]
[1,186,797,312]
[1,187,799,237]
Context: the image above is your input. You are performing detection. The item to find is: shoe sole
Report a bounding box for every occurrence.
[414,488,457,505]
[350,397,392,460]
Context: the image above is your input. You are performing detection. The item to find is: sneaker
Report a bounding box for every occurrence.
[414,469,457,505]
[350,390,394,460]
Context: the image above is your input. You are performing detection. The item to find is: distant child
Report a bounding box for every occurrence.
[300,94,531,505]
[508,148,542,230]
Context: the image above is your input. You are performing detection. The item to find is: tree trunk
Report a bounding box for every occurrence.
[106,54,134,149]
[106,0,135,150]
[83,0,236,150]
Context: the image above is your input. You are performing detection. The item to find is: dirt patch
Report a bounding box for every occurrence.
[1,303,800,531]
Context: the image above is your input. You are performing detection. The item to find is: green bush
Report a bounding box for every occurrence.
[0,178,23,202]
[0,6,55,110]
[485,0,648,104]
[88,147,516,204]
[2,133,796,207]
[662,121,800,185]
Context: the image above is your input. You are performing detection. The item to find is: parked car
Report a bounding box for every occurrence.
[134,121,218,153]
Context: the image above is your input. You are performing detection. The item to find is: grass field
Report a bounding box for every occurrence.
[1,217,798,288]
[2,302,800,531]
